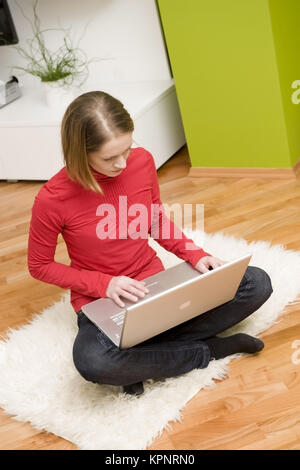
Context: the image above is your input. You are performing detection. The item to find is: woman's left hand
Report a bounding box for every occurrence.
[194,255,228,274]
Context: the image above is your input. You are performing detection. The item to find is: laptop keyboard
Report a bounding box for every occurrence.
[110,311,125,327]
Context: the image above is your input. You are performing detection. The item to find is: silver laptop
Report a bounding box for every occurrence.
[81,253,252,349]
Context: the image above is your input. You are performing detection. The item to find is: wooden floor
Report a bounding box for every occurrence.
[0,145,300,450]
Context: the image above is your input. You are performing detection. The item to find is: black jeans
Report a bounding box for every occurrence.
[72,266,273,387]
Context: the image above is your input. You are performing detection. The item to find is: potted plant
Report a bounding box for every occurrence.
[9,0,106,108]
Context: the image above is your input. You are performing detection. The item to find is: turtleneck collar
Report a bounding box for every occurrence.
[88,163,123,182]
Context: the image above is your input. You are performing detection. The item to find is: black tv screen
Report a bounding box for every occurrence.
[0,0,18,46]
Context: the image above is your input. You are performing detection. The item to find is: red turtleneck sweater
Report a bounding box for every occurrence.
[27,147,211,314]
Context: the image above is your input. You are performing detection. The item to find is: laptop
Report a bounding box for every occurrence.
[81,253,252,349]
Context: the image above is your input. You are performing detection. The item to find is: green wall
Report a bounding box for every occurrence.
[157,0,300,169]
[268,0,300,166]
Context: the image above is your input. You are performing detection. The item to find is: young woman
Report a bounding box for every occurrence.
[28,91,273,396]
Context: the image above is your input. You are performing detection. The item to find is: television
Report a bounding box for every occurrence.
[0,0,18,46]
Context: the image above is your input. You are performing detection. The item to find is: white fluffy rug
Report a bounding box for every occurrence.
[0,229,300,450]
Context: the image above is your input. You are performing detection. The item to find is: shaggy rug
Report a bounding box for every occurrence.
[0,228,299,450]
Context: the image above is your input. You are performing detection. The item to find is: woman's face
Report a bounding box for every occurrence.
[88,132,133,177]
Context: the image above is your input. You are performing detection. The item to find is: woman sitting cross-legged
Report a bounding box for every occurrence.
[27,91,273,396]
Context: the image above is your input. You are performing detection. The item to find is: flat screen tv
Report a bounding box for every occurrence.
[0,0,18,46]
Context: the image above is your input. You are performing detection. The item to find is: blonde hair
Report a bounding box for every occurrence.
[61,90,135,195]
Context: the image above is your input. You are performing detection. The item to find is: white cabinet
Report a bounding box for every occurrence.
[0,79,186,181]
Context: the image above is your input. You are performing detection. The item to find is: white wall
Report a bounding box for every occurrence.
[0,0,172,86]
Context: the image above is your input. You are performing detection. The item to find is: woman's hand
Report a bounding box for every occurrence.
[194,255,228,274]
[106,276,150,308]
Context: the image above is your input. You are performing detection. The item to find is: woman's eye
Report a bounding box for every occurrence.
[106,148,131,162]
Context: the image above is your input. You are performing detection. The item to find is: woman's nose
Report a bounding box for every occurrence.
[114,156,127,169]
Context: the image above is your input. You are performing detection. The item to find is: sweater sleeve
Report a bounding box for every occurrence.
[27,188,113,298]
[146,151,212,268]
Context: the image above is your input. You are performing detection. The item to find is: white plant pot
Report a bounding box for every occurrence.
[41,79,77,109]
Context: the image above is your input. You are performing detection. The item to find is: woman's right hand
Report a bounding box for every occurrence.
[106,276,150,308]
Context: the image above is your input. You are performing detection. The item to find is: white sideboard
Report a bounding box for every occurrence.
[0,79,186,181]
